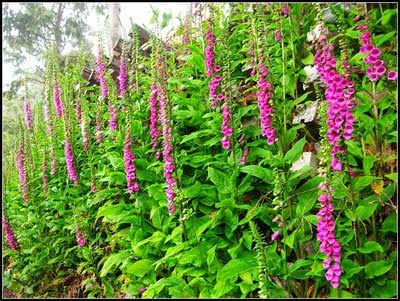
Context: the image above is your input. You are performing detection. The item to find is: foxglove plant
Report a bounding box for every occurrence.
[157,84,177,215]
[95,48,108,99]
[108,102,118,131]
[2,215,19,250]
[240,148,249,164]
[220,101,233,149]
[24,97,33,131]
[313,23,355,171]
[75,226,86,248]
[118,51,127,97]
[75,100,82,124]
[53,78,63,118]
[149,82,161,152]
[316,181,342,288]
[50,151,57,175]
[80,117,89,152]
[42,154,48,196]
[255,61,277,145]
[124,130,139,194]
[96,113,102,145]
[64,139,78,185]
[358,22,387,82]
[16,144,29,203]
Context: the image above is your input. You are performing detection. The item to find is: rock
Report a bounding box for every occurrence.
[290,152,319,176]
[293,101,319,124]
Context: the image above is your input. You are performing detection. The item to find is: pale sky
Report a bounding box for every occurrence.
[2,2,191,91]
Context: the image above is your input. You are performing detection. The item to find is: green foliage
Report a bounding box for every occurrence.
[2,2,397,299]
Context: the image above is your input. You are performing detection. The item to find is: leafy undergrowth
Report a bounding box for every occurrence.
[2,3,397,299]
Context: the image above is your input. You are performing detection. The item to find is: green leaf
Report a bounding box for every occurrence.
[96,204,126,219]
[301,53,314,65]
[359,241,384,254]
[289,259,312,274]
[369,280,397,298]
[284,137,307,163]
[282,231,296,249]
[374,31,396,47]
[346,29,362,39]
[100,251,129,277]
[363,155,376,175]
[125,259,153,277]
[239,165,274,183]
[355,203,378,220]
[207,245,217,267]
[353,176,381,190]
[380,212,397,233]
[295,176,323,216]
[384,172,397,182]
[364,260,393,279]
[208,167,232,194]
[217,253,258,282]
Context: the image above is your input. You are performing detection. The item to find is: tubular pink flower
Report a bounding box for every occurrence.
[91,177,97,193]
[2,215,19,250]
[95,48,108,99]
[76,226,86,248]
[220,102,233,149]
[150,83,161,151]
[271,231,280,241]
[24,98,33,131]
[157,83,177,215]
[119,55,127,96]
[387,71,397,81]
[313,24,355,171]
[124,131,139,194]
[64,139,78,185]
[16,144,28,203]
[316,181,342,288]
[53,79,63,118]
[255,62,277,145]
[274,30,282,42]
[240,148,249,164]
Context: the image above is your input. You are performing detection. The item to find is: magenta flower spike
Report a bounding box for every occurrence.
[16,144,29,203]
[124,131,139,194]
[2,215,20,250]
[53,79,64,118]
[24,97,33,131]
[64,139,78,185]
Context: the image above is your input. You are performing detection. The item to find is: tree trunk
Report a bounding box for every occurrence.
[54,3,65,55]
[107,3,121,58]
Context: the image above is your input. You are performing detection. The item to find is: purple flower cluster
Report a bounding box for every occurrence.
[281,3,289,17]
[81,119,89,152]
[240,148,249,164]
[220,102,233,149]
[108,102,118,131]
[95,48,108,99]
[43,104,52,135]
[76,226,86,248]
[274,30,282,42]
[150,83,161,151]
[157,84,177,215]
[256,62,277,145]
[96,113,102,144]
[118,55,127,96]
[314,26,355,171]
[124,131,139,194]
[316,181,342,288]
[24,98,33,131]
[204,24,222,109]
[2,215,19,250]
[16,144,28,203]
[53,79,63,118]
[64,139,78,185]
[358,25,387,82]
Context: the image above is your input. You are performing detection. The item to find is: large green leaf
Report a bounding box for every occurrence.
[125,259,154,277]
[240,165,274,183]
[364,260,393,279]
[217,253,258,282]
[284,137,307,163]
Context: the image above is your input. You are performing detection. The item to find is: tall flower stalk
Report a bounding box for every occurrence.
[16,143,29,203]
[124,129,139,194]
[118,44,127,97]
[95,47,108,99]
[2,215,19,250]
[24,97,33,131]
[53,78,64,118]
[64,139,78,185]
